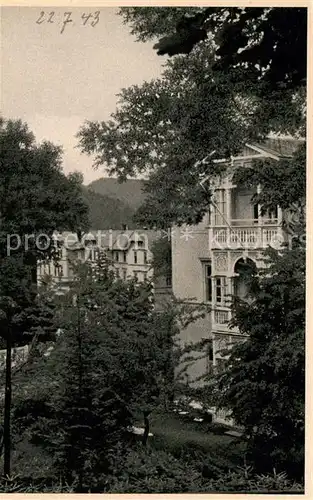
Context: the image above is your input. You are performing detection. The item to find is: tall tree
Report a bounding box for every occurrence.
[0,118,89,344]
[0,117,89,476]
[212,242,305,479]
[11,257,177,488]
[78,8,305,229]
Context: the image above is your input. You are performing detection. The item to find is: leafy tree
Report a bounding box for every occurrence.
[10,257,179,487]
[120,7,306,92]
[150,237,171,280]
[0,117,89,477]
[119,8,306,140]
[78,9,305,229]
[78,45,258,228]
[10,255,209,487]
[78,7,306,486]
[0,118,89,344]
[212,243,305,479]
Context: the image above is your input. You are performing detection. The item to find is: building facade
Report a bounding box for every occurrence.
[172,139,301,381]
[37,229,169,296]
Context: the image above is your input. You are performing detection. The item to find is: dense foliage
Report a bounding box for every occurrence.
[10,257,189,490]
[150,237,172,279]
[120,7,306,93]
[79,8,305,228]
[0,449,304,493]
[0,118,89,344]
[213,243,305,479]
[1,8,306,491]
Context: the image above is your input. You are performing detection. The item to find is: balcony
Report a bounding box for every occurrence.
[211,223,282,250]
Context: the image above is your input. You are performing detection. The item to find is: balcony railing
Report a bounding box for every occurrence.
[211,224,282,250]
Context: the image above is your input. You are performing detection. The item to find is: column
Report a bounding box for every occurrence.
[211,269,217,332]
[212,333,217,367]
[225,186,232,245]
[257,184,263,247]
[226,185,232,223]
[277,206,284,247]
[62,246,69,280]
[277,206,283,225]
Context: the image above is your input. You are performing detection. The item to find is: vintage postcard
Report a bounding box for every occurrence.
[0,2,310,497]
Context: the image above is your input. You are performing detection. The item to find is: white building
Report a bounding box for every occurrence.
[172,138,302,382]
[37,229,171,298]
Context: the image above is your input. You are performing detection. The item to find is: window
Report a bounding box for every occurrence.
[122,268,127,280]
[133,271,138,279]
[268,205,278,220]
[204,263,212,302]
[138,241,144,248]
[207,207,212,226]
[143,251,148,264]
[253,203,259,221]
[166,274,172,287]
[134,251,137,264]
[143,271,148,281]
[115,251,119,262]
[123,251,127,263]
[216,276,227,305]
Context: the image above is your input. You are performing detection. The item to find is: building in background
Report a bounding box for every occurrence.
[172,138,301,382]
[37,229,172,300]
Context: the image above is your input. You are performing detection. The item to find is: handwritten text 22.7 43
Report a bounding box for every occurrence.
[36,11,100,34]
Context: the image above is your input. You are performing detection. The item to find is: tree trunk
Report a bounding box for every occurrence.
[3,321,12,476]
[142,411,150,446]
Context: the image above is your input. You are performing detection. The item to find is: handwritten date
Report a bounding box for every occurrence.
[36,11,100,34]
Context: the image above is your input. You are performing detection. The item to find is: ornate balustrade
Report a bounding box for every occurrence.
[211,224,282,250]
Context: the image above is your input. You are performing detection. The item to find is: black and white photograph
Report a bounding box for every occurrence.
[0,4,307,493]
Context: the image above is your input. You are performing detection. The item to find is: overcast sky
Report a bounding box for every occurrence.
[1,7,163,183]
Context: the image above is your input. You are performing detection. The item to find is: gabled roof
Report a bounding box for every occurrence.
[54,229,162,251]
[106,229,162,250]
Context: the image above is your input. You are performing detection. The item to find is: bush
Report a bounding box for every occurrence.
[105,447,303,493]
[0,447,304,493]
